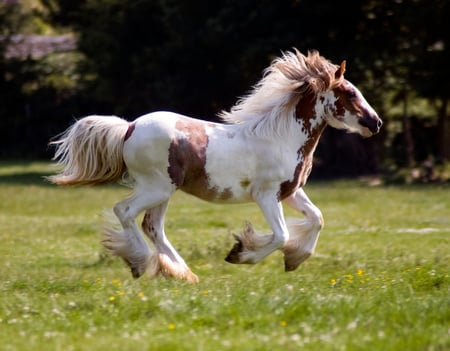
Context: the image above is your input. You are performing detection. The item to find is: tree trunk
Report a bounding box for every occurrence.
[436,97,449,162]
[401,91,415,167]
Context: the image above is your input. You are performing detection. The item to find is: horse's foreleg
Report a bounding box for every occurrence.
[226,195,289,264]
[103,190,168,278]
[282,188,324,271]
[142,203,199,284]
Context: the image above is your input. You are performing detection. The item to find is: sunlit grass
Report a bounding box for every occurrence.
[0,162,448,350]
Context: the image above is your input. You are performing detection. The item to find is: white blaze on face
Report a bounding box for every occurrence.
[339,81,379,137]
[348,81,378,117]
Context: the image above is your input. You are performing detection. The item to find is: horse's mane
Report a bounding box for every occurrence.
[219,49,343,137]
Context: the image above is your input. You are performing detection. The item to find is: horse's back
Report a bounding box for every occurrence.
[132,111,185,131]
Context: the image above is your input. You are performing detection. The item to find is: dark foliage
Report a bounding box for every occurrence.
[1,0,449,178]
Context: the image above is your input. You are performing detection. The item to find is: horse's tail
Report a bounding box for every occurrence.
[48,116,131,186]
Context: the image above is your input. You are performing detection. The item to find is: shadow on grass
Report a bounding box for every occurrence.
[0,161,54,186]
[68,252,120,270]
[36,252,121,270]
[0,162,123,188]
[0,171,52,186]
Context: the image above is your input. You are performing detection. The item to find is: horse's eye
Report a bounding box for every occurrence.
[347,90,357,98]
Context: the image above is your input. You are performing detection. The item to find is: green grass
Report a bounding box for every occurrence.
[0,162,449,351]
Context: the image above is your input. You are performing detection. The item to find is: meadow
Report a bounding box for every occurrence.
[0,162,448,351]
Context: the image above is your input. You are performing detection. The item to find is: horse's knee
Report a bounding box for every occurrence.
[310,207,324,231]
[113,202,135,225]
[113,202,126,219]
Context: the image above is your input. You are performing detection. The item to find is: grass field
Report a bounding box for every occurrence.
[0,162,449,351]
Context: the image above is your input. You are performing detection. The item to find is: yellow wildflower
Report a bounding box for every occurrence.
[137,292,148,301]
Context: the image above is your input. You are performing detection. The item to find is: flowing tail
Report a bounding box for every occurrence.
[48,115,131,186]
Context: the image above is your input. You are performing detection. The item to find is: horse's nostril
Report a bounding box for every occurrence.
[377,119,383,129]
[359,115,382,134]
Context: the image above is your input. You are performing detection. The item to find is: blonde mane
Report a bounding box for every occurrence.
[219,49,344,137]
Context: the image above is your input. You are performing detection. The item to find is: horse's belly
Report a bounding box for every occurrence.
[123,112,256,204]
[179,176,253,204]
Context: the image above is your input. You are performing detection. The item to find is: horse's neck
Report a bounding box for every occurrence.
[226,91,327,156]
[293,93,327,155]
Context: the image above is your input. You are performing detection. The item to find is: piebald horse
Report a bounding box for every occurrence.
[49,50,382,283]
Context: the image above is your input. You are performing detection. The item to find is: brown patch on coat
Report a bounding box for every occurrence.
[219,187,233,201]
[240,179,251,188]
[331,82,363,118]
[124,121,136,141]
[167,118,233,201]
[141,210,156,240]
[278,94,327,200]
[295,91,316,135]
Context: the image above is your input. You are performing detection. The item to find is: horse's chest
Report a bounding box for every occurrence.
[277,120,326,200]
[277,155,313,200]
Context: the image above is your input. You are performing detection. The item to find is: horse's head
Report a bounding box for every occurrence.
[320,61,382,137]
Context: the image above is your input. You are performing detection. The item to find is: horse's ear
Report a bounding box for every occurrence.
[335,60,346,79]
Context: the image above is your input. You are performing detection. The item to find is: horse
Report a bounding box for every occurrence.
[48,49,382,283]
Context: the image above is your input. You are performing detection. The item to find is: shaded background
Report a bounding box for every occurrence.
[1,0,449,181]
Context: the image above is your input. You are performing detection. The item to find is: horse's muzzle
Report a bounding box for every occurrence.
[359,113,382,134]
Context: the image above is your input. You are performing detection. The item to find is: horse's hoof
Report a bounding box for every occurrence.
[283,251,311,272]
[130,261,149,279]
[225,237,243,264]
[184,270,200,284]
[284,261,299,272]
[131,266,144,279]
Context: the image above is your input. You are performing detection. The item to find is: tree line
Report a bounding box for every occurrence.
[1,0,449,181]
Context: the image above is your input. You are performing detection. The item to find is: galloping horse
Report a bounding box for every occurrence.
[49,50,382,283]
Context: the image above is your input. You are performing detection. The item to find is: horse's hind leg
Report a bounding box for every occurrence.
[142,202,199,283]
[103,189,170,278]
